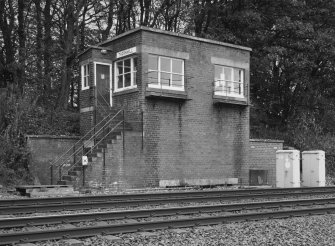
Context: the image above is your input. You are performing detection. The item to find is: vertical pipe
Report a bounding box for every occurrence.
[122,109,125,155]
[82,165,86,187]
[141,111,144,150]
[102,148,106,188]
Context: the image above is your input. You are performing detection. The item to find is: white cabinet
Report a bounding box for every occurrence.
[302,150,325,187]
[276,150,300,188]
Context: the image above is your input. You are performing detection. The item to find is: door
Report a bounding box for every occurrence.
[95,63,112,108]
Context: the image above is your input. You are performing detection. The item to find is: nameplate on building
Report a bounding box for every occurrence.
[117,47,137,58]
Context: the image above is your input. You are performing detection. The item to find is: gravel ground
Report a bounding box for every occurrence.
[30,214,335,246]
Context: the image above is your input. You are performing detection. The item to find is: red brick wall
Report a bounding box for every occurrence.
[248,139,284,186]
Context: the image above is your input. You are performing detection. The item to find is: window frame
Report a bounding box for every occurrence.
[81,63,90,90]
[114,56,137,92]
[214,65,244,98]
[148,55,185,91]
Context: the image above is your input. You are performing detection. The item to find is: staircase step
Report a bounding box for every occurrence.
[68,170,81,176]
[57,180,67,185]
[62,175,76,181]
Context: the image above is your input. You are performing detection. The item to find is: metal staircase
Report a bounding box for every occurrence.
[49,108,125,188]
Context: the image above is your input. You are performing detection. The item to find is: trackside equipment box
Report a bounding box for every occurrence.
[276,150,300,188]
[301,150,325,187]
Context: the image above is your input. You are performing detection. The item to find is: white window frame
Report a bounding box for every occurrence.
[114,57,137,92]
[148,55,184,91]
[214,65,244,98]
[81,63,90,90]
[94,62,113,106]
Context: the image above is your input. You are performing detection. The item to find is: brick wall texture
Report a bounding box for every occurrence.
[249,139,284,186]
[77,27,253,188]
[26,135,81,185]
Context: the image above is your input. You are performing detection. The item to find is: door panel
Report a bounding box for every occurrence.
[96,63,111,107]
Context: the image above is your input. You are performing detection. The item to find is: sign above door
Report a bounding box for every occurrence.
[116,47,137,59]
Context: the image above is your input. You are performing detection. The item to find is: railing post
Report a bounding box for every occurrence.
[50,165,53,185]
[82,165,86,187]
[122,109,125,153]
[73,145,76,166]
[58,165,61,183]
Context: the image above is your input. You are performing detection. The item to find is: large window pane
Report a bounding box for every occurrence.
[117,75,123,89]
[124,59,131,73]
[160,57,171,72]
[148,55,158,70]
[224,67,232,81]
[172,59,183,74]
[125,73,131,87]
[117,62,123,75]
[214,65,222,80]
[172,74,183,87]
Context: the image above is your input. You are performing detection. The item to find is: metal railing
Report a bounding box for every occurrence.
[49,108,124,184]
[213,80,244,97]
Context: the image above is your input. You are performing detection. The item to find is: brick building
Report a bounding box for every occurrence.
[77,27,253,189]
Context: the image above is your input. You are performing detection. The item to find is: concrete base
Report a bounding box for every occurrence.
[15,185,78,197]
[159,178,238,187]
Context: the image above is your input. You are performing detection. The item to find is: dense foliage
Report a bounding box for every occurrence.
[1,0,335,185]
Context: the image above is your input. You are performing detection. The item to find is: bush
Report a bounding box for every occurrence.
[0,96,80,187]
[0,136,33,187]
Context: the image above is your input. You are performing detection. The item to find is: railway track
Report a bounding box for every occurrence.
[1,187,335,245]
[1,186,335,214]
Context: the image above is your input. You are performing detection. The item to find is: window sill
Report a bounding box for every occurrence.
[145,87,188,101]
[81,86,90,91]
[213,94,248,106]
[113,87,138,96]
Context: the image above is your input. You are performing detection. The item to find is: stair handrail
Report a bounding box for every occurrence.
[96,88,111,109]
[56,109,122,170]
[56,109,124,182]
[61,120,124,179]
[50,109,123,169]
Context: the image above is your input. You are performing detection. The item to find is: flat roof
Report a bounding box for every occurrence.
[98,26,252,52]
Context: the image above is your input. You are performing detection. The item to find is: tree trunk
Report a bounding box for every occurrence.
[57,0,76,110]
[43,0,52,96]
[34,0,43,99]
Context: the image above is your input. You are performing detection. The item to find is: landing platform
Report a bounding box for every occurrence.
[16,185,78,197]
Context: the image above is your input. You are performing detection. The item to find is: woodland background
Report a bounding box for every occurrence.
[1,0,335,185]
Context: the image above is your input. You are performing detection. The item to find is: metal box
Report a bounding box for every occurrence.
[276,150,300,188]
[302,150,325,187]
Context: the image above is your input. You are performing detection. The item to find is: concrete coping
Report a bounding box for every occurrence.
[250,138,284,143]
[276,149,300,153]
[26,135,82,140]
[77,45,114,58]
[302,150,325,154]
[98,26,252,52]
